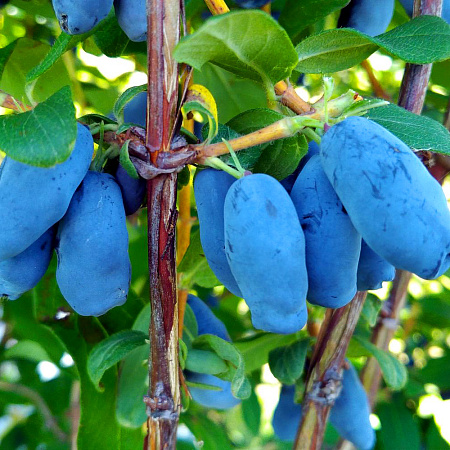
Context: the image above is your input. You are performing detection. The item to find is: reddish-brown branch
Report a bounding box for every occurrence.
[0,90,32,112]
[293,292,367,450]
[360,60,390,101]
[145,0,181,447]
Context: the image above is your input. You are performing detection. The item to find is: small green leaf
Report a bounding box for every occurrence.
[234,333,299,373]
[113,85,147,122]
[365,104,450,154]
[116,304,150,428]
[241,388,261,436]
[93,12,147,57]
[194,64,267,123]
[182,84,218,144]
[0,86,77,167]
[78,113,117,126]
[178,228,220,289]
[268,339,309,385]
[279,0,350,41]
[182,303,199,347]
[296,29,378,73]
[0,40,18,81]
[174,11,298,85]
[227,108,307,180]
[361,294,383,327]
[193,334,251,399]
[87,330,148,389]
[353,336,407,390]
[119,140,139,179]
[185,349,228,375]
[4,340,51,364]
[296,16,450,74]
[26,33,87,83]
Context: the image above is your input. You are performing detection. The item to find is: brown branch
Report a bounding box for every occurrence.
[274,81,311,114]
[0,90,32,112]
[144,0,181,447]
[360,60,390,101]
[293,292,367,450]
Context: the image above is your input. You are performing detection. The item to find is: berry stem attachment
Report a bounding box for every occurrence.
[204,156,243,179]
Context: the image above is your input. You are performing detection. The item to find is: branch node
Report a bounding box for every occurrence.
[306,368,343,406]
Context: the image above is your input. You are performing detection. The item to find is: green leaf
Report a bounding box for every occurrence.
[178,227,220,289]
[361,294,382,327]
[376,399,421,450]
[93,13,146,57]
[4,294,68,366]
[375,15,450,63]
[296,16,450,74]
[182,410,233,450]
[79,113,117,126]
[113,85,147,122]
[234,332,298,373]
[268,339,309,385]
[194,64,267,123]
[419,293,450,329]
[0,86,77,167]
[353,336,407,390]
[417,352,450,390]
[202,122,264,170]
[4,340,52,364]
[185,349,229,375]
[116,304,150,428]
[0,40,18,81]
[192,334,251,399]
[365,104,450,154]
[173,11,298,85]
[279,0,350,40]
[295,29,378,73]
[241,388,261,436]
[182,304,199,348]
[119,140,139,179]
[87,330,148,389]
[426,418,450,450]
[1,38,71,104]
[183,84,219,144]
[227,108,307,180]
[52,317,121,449]
[26,33,87,83]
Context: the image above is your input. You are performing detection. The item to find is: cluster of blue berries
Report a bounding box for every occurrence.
[0,123,147,316]
[194,116,450,334]
[50,0,147,41]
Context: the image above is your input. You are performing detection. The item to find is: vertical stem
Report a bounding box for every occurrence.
[360,270,411,409]
[293,292,367,450]
[145,0,181,448]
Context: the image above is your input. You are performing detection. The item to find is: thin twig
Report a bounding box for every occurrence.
[0,381,68,442]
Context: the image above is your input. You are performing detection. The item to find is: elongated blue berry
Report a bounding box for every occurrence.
[194,169,242,297]
[0,227,55,300]
[291,155,361,308]
[321,117,450,280]
[56,171,131,316]
[0,123,94,261]
[224,174,308,334]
